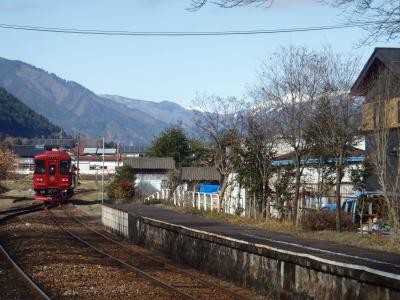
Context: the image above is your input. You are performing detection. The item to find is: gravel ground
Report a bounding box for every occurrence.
[0,207,265,299]
[0,250,41,300]
[0,210,181,299]
[59,206,264,300]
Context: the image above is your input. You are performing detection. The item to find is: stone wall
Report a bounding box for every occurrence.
[102,205,400,299]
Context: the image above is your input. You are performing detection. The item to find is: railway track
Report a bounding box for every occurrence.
[0,203,53,300]
[49,206,250,300]
[0,203,45,223]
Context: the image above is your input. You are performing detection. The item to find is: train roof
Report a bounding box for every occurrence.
[35,150,71,160]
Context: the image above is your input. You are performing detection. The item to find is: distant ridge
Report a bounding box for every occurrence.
[0,57,197,144]
[0,87,64,138]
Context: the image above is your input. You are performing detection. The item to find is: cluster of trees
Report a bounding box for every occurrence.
[0,87,64,139]
[146,126,211,167]
[144,46,368,232]
[191,46,362,231]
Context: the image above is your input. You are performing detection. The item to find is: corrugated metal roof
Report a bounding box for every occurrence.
[119,145,147,153]
[12,145,45,157]
[97,148,117,155]
[124,157,175,170]
[84,148,97,154]
[31,138,75,148]
[181,167,220,181]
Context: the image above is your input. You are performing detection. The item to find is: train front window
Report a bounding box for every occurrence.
[48,164,56,175]
[34,160,46,174]
[60,160,70,175]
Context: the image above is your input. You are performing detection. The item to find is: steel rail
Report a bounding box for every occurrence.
[62,205,250,300]
[0,203,43,215]
[0,204,47,223]
[46,208,197,300]
[0,205,53,300]
[0,243,52,300]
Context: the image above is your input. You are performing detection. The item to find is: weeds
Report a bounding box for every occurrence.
[161,204,400,254]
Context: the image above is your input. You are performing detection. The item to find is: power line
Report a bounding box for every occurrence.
[0,21,386,37]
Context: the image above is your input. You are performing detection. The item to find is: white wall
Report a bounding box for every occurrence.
[74,160,122,175]
[224,173,247,216]
[135,173,169,194]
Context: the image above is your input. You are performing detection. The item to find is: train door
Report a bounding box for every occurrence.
[47,159,58,187]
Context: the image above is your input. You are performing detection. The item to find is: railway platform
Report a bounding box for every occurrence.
[103,203,400,299]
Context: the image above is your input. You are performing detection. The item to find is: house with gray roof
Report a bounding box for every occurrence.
[124,157,175,193]
[180,167,221,192]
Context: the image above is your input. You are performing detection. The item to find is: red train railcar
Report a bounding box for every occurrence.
[33,149,76,202]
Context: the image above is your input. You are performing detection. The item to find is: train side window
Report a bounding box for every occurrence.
[60,160,70,175]
[34,160,46,174]
[49,164,56,175]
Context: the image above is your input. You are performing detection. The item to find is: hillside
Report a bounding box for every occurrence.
[0,57,197,144]
[101,95,197,129]
[0,87,64,138]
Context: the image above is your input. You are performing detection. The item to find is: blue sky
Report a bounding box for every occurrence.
[0,0,398,107]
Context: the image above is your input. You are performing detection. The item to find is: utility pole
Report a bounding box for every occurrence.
[102,137,105,204]
[76,132,80,185]
[117,143,120,168]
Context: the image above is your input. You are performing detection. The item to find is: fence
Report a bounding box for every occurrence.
[144,186,359,219]
[145,189,222,212]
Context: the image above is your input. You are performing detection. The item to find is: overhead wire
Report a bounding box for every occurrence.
[0,21,388,37]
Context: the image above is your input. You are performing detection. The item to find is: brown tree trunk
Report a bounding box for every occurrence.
[335,153,343,232]
[219,174,227,212]
[294,155,302,226]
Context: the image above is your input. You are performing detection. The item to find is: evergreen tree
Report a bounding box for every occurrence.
[146,126,191,166]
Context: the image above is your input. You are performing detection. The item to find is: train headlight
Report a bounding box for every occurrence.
[61,178,69,182]
[36,178,43,182]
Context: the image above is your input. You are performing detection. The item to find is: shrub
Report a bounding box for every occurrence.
[106,179,135,202]
[302,210,354,231]
[106,181,118,200]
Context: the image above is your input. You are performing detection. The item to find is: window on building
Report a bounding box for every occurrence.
[34,160,46,174]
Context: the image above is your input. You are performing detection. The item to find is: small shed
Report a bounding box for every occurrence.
[181,167,220,192]
[124,157,176,193]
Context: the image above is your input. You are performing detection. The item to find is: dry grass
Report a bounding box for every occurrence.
[0,176,37,210]
[72,180,104,216]
[162,204,400,254]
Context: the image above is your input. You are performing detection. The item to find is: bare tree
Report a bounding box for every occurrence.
[256,46,327,226]
[365,67,400,235]
[323,0,400,43]
[232,102,277,219]
[189,0,273,10]
[193,95,243,210]
[0,143,17,190]
[306,51,361,231]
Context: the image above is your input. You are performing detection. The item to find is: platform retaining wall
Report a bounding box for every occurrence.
[101,205,400,299]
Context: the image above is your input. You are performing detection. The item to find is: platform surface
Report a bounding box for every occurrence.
[107,203,400,277]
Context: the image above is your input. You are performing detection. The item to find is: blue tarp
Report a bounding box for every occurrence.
[200,184,220,193]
